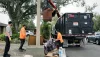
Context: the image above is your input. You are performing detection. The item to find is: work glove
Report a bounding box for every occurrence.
[9,37,12,41]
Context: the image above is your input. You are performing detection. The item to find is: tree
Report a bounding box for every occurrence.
[0,0,36,33]
[84,3,97,12]
[26,19,36,30]
[93,13,100,31]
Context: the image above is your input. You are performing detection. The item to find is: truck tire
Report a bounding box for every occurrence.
[76,45,80,47]
[96,40,100,45]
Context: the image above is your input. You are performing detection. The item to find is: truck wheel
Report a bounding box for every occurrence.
[96,40,100,45]
[76,45,80,47]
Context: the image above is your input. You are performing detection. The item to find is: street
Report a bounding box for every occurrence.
[66,43,100,57]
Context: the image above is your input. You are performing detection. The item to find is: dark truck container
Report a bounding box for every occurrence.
[52,13,94,47]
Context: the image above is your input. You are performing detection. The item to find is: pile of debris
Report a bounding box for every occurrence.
[45,48,59,57]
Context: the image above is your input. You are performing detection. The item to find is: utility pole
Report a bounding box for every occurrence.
[36,0,41,47]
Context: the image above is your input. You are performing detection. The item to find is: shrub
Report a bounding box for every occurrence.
[12,33,20,40]
[40,21,51,39]
[11,33,20,44]
[0,34,5,41]
[0,33,20,42]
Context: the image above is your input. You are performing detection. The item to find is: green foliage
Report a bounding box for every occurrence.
[0,34,5,41]
[40,21,51,39]
[93,14,100,31]
[25,19,36,30]
[11,33,20,44]
[12,33,20,40]
[0,33,20,41]
[12,27,17,34]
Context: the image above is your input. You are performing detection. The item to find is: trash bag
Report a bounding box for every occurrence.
[44,38,56,55]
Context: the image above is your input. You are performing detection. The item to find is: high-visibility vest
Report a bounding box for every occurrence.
[57,32,64,43]
[20,27,26,39]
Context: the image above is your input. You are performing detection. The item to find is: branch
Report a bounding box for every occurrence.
[21,5,36,19]
[0,1,7,8]
[15,0,29,15]
[65,0,80,5]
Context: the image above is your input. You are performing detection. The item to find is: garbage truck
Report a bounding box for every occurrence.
[52,13,94,47]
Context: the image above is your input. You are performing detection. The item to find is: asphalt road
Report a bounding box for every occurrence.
[66,43,100,57]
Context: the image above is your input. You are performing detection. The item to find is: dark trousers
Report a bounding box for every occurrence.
[19,39,25,49]
[3,36,10,56]
[56,40,63,49]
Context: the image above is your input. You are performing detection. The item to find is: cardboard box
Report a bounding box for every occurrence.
[45,50,59,57]
[45,55,58,57]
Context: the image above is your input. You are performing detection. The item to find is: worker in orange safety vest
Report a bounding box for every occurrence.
[19,25,26,52]
[55,30,64,49]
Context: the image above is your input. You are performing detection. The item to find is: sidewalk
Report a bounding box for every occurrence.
[0,42,44,57]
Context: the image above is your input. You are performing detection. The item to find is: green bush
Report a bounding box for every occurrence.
[0,33,20,42]
[11,33,20,44]
[12,33,20,40]
[41,21,51,39]
[0,34,5,41]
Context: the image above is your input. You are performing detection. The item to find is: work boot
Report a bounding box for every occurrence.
[19,49,23,52]
[22,48,26,51]
[3,54,10,57]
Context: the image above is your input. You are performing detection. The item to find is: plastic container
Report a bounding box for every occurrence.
[59,47,63,57]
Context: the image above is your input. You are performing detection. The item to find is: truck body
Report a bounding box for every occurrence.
[52,13,94,47]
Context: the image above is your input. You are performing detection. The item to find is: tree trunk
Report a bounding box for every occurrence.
[12,20,20,33]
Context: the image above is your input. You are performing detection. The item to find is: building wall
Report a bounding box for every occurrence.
[0,26,6,34]
[0,27,1,34]
[3,27,6,34]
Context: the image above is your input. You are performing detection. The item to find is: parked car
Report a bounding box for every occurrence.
[93,32,100,45]
[26,30,34,36]
[18,30,34,36]
[87,32,100,45]
[86,35,95,43]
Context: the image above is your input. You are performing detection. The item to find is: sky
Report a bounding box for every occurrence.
[0,0,100,26]
[0,13,10,24]
[60,0,100,13]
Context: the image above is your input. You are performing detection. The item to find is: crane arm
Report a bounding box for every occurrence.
[48,0,60,17]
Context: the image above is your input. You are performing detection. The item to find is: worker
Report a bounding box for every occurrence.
[3,21,12,57]
[55,30,64,49]
[19,25,26,52]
